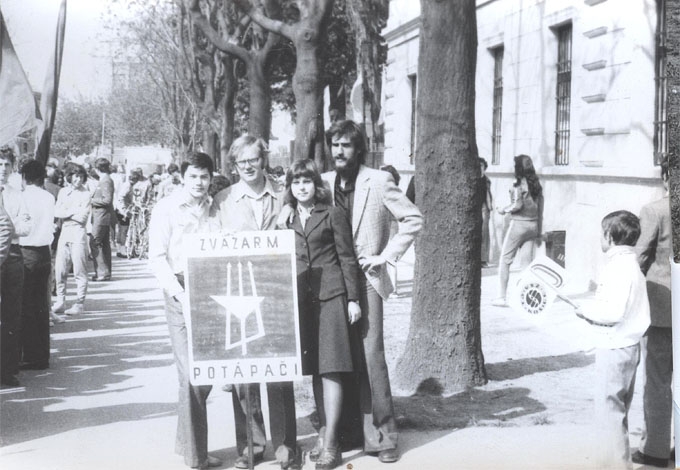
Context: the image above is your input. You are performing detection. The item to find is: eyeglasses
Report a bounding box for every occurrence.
[234,156,261,169]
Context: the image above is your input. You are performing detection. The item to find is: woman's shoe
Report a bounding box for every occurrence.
[315,448,341,470]
[309,435,324,462]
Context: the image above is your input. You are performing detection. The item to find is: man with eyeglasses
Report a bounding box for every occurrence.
[212,135,299,470]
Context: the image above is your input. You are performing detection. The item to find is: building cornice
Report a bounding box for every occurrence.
[384,17,421,43]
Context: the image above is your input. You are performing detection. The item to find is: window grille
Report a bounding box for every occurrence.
[654,0,667,165]
[491,46,504,165]
[555,24,572,165]
[409,74,417,158]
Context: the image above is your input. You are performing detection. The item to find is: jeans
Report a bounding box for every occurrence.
[595,344,640,469]
[55,234,88,304]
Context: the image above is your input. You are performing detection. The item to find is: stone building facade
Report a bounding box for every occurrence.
[382,0,666,290]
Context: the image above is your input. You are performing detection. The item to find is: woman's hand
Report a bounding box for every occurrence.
[348,301,361,324]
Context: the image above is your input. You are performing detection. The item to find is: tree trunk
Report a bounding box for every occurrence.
[394,0,486,395]
[220,54,236,176]
[247,57,272,142]
[292,24,325,164]
[666,0,680,260]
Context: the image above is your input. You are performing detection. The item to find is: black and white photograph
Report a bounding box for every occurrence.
[0,0,677,469]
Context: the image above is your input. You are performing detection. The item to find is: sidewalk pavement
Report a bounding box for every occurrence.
[0,252,661,469]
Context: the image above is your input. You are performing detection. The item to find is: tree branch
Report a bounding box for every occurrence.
[233,0,294,41]
[186,0,250,63]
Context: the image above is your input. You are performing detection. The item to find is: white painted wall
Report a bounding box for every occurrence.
[383,0,664,290]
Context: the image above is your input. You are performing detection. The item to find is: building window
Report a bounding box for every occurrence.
[409,74,417,158]
[555,23,572,165]
[654,0,668,165]
[491,46,504,165]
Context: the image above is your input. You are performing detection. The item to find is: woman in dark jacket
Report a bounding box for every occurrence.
[283,159,361,470]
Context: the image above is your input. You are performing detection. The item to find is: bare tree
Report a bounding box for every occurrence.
[395,0,487,394]
[233,0,333,166]
[187,0,282,144]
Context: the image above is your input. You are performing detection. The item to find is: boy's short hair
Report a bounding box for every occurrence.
[181,152,214,177]
[20,159,46,185]
[95,158,111,174]
[167,163,180,175]
[601,210,641,246]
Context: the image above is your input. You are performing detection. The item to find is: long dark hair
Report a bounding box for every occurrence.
[284,159,331,207]
[513,154,542,201]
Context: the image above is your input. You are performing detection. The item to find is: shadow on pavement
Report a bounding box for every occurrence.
[486,351,594,382]
[1,261,177,447]
[394,387,546,431]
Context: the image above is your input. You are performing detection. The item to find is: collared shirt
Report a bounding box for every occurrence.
[216,178,282,231]
[148,189,216,296]
[296,203,314,229]
[579,245,650,349]
[1,183,32,244]
[334,172,356,224]
[54,185,92,241]
[19,185,55,247]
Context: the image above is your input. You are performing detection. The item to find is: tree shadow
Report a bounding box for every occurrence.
[485,351,594,382]
[394,386,546,431]
[2,276,176,446]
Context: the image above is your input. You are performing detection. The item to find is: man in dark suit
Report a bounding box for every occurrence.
[632,160,673,468]
[91,158,114,281]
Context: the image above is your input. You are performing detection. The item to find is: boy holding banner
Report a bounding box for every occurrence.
[148,152,221,469]
[574,210,650,469]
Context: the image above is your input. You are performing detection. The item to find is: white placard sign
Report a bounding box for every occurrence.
[183,230,302,385]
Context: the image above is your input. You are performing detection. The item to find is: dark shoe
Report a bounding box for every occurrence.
[20,362,49,370]
[279,445,302,470]
[378,448,400,464]
[632,450,668,468]
[234,452,264,469]
[1,376,20,387]
[315,447,341,470]
[309,435,324,462]
[116,253,127,258]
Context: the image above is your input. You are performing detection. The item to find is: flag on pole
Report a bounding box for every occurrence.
[0,9,38,148]
[35,0,66,165]
[349,72,363,123]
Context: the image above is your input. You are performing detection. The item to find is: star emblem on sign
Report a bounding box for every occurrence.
[211,261,266,355]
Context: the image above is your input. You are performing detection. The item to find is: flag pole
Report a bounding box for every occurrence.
[35,0,66,165]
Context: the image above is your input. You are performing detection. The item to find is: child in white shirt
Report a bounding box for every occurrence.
[575,210,650,469]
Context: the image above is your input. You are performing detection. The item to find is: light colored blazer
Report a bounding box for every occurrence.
[322,165,423,299]
[637,196,671,327]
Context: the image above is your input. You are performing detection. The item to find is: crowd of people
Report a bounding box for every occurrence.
[0,147,198,387]
[0,116,672,470]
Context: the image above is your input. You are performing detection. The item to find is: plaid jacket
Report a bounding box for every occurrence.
[322,165,422,299]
